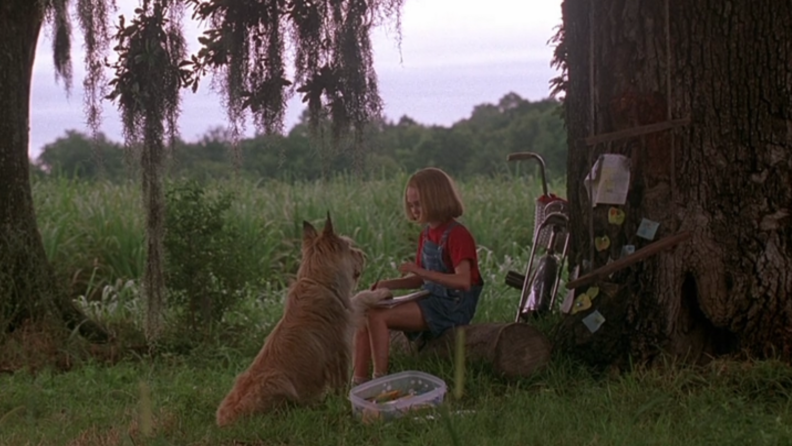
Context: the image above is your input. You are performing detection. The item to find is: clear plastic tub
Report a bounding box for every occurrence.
[349,370,447,423]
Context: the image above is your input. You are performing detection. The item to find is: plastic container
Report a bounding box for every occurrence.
[349,370,447,423]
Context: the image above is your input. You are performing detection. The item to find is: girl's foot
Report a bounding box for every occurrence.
[351,375,370,386]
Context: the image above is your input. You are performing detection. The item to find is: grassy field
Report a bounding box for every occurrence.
[29,173,552,298]
[2,174,792,445]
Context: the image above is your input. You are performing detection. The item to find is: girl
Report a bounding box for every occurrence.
[352,167,484,384]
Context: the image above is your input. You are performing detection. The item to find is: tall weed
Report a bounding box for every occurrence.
[32,173,551,339]
[163,180,247,332]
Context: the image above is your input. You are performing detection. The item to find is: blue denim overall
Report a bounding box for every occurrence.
[406,222,484,342]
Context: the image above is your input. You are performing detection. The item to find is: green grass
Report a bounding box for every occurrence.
[31,172,557,295]
[4,174,791,445]
[3,348,792,445]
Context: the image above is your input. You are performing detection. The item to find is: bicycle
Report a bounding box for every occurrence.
[503,152,571,322]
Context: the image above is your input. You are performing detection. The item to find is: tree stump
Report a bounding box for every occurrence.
[390,322,552,379]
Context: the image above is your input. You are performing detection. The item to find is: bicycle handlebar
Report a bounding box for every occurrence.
[506,152,548,196]
[506,152,541,162]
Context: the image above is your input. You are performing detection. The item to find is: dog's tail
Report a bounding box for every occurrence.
[216,372,299,427]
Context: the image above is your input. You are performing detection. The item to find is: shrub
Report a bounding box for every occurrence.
[163,180,246,332]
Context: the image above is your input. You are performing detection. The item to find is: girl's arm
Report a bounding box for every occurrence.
[399,260,473,291]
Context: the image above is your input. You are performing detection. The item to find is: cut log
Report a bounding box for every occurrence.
[390,322,552,379]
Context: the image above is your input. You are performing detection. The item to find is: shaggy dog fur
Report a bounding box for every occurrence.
[215,214,391,427]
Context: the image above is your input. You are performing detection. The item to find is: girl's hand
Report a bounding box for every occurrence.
[398,262,420,276]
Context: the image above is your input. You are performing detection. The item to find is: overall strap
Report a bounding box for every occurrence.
[439,221,460,248]
[422,224,432,240]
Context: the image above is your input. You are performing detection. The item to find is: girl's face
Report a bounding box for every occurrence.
[406,186,422,222]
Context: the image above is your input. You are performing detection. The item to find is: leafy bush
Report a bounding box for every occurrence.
[163,180,246,332]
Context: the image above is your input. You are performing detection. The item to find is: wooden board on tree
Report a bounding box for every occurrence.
[566,231,691,290]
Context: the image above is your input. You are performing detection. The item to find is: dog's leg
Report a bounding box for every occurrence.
[326,349,352,395]
[216,373,299,427]
[349,288,392,330]
[350,288,392,311]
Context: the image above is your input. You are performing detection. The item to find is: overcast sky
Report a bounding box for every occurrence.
[29,0,563,158]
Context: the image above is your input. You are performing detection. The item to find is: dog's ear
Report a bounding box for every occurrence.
[303,220,318,244]
[323,211,334,236]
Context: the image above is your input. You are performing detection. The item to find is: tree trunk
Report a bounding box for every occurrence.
[390,323,553,379]
[0,1,105,341]
[141,122,166,342]
[558,0,792,368]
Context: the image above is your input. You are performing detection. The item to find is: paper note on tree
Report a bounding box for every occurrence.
[584,154,631,207]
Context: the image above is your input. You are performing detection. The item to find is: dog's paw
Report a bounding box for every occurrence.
[372,288,394,302]
[353,288,393,307]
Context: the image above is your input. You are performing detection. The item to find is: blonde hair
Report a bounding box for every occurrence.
[403,167,464,224]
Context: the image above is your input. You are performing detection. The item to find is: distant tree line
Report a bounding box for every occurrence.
[32,93,566,181]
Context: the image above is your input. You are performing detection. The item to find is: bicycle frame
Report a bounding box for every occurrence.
[506,151,571,322]
[515,212,570,322]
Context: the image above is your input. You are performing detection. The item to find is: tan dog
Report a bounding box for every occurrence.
[215,214,391,427]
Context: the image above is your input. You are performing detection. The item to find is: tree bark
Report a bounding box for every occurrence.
[390,323,552,379]
[559,0,792,367]
[0,1,105,341]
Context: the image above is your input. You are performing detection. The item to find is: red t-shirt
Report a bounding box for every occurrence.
[415,220,482,286]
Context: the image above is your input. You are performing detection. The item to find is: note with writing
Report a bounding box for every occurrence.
[584,154,631,207]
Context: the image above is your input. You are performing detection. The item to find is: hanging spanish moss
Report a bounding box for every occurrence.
[107,0,188,340]
[76,0,116,175]
[187,0,404,162]
[48,0,73,93]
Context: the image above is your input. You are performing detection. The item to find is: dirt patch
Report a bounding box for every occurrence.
[0,319,72,374]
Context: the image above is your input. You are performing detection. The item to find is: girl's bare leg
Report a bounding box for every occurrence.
[352,323,372,383]
[367,302,427,377]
